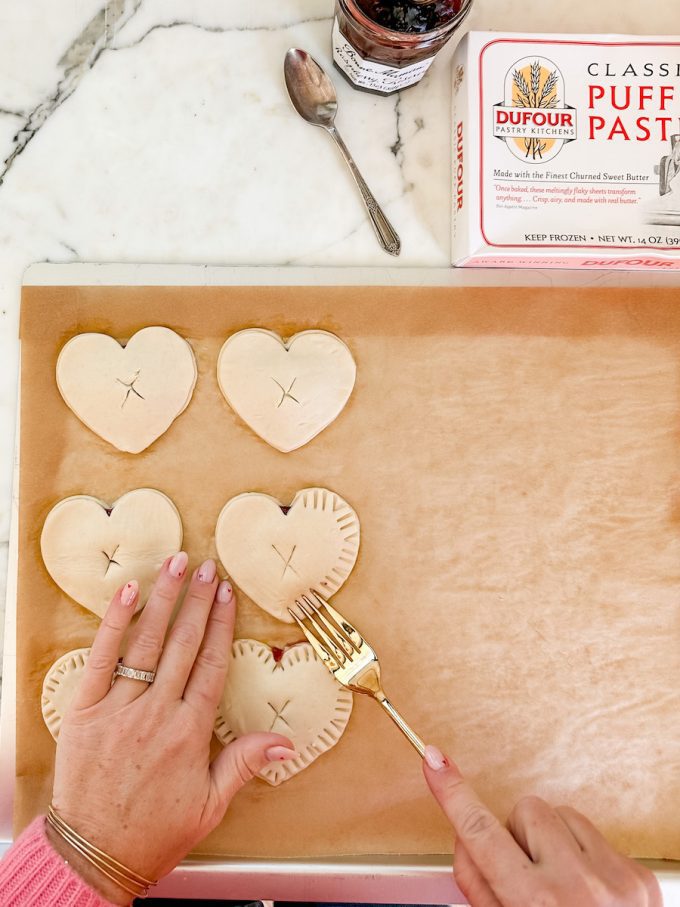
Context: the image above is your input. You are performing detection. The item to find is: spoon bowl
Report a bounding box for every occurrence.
[284,48,338,129]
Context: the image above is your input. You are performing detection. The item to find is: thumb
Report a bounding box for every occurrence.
[211,732,297,803]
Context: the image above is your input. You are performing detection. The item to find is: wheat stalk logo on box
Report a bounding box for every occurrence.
[493,56,577,163]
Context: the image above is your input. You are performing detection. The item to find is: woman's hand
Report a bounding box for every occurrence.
[423,747,662,907]
[50,554,296,905]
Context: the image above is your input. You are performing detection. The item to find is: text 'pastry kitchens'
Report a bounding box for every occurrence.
[452,32,680,269]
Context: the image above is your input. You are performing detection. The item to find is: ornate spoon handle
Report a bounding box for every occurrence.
[328,125,401,256]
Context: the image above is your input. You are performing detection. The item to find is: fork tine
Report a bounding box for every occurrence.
[288,603,341,672]
[310,590,363,651]
[301,593,356,658]
[297,595,350,665]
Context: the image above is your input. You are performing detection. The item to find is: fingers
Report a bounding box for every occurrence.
[507,796,582,864]
[454,841,504,907]
[153,559,219,699]
[422,745,532,901]
[425,755,661,907]
[107,552,188,707]
[183,580,236,719]
[634,863,664,907]
[554,805,614,857]
[210,732,297,807]
[73,581,139,709]
[554,805,635,879]
[557,808,662,907]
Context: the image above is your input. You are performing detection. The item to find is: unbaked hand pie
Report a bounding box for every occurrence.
[57,326,197,453]
[215,487,360,623]
[214,639,353,785]
[217,329,356,452]
[42,647,90,739]
[41,488,182,618]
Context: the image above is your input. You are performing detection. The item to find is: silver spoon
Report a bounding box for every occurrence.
[284,48,401,257]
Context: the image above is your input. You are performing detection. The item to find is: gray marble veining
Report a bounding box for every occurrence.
[1,0,679,677]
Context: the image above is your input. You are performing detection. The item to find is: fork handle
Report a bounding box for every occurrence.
[378,696,425,757]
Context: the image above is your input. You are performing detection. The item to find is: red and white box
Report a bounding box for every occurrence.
[452,32,680,269]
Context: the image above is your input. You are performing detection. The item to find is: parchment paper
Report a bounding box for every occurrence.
[16,285,680,859]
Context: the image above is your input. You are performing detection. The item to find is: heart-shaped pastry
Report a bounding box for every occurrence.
[214,639,353,785]
[41,488,183,618]
[215,487,360,623]
[57,326,197,453]
[42,647,90,739]
[217,329,356,452]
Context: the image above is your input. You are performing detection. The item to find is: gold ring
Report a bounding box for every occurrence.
[113,662,156,683]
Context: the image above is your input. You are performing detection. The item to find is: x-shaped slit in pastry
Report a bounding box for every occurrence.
[267,699,293,732]
[272,543,299,579]
[271,377,300,408]
[116,370,145,408]
[102,545,122,575]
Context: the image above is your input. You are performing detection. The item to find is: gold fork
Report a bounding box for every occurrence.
[288,590,425,756]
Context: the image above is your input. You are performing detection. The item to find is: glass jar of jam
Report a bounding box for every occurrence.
[333,0,473,95]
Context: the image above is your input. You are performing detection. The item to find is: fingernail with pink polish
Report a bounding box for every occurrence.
[265,746,298,762]
[424,745,448,772]
[168,551,188,579]
[198,558,217,584]
[121,580,139,608]
[216,580,234,604]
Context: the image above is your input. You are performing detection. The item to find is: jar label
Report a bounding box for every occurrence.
[332,18,435,93]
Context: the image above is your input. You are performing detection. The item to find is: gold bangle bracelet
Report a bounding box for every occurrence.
[47,805,157,899]
[50,824,147,899]
[47,808,151,898]
[47,807,154,887]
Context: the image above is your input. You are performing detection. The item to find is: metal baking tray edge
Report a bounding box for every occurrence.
[3,263,679,904]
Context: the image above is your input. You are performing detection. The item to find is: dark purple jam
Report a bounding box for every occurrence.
[356,0,464,33]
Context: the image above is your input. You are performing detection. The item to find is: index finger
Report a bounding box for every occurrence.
[73,580,139,709]
[422,746,533,899]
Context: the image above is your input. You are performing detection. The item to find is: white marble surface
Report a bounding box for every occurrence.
[1,0,680,625]
[1,0,680,896]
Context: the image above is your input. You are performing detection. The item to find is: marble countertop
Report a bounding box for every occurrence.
[2,0,680,623]
[1,0,679,897]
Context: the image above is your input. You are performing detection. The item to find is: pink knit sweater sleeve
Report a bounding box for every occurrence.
[0,816,118,906]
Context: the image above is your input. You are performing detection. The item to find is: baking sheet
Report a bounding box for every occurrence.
[15,284,680,860]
